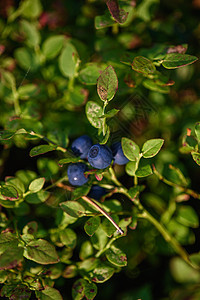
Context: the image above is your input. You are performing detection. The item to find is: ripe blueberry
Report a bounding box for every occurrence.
[88,144,113,169]
[67,163,88,186]
[71,135,93,159]
[88,185,107,201]
[111,141,129,165]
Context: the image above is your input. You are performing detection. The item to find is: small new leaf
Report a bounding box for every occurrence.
[29,177,45,193]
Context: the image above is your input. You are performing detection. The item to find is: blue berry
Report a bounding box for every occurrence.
[88,185,107,201]
[71,135,93,159]
[111,141,129,165]
[67,163,88,186]
[88,144,113,169]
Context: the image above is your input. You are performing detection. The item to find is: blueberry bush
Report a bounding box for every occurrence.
[0,0,200,299]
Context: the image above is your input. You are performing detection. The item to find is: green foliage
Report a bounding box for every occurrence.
[0,0,199,299]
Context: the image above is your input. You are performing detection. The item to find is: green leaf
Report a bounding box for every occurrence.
[23,221,38,236]
[97,66,118,102]
[59,43,79,78]
[58,157,79,166]
[132,56,156,74]
[60,201,85,218]
[71,185,90,201]
[35,286,63,300]
[42,35,65,59]
[191,152,200,166]
[135,162,153,177]
[29,177,45,193]
[91,226,108,250]
[0,130,15,140]
[21,0,42,19]
[14,47,39,71]
[59,228,77,249]
[0,232,18,254]
[25,190,49,204]
[24,239,59,264]
[68,85,88,106]
[105,245,127,267]
[0,184,18,200]
[142,138,164,158]
[84,282,97,300]
[79,63,104,85]
[79,241,94,260]
[100,108,119,119]
[86,101,103,129]
[1,70,16,89]
[143,79,170,94]
[0,247,24,270]
[121,137,140,161]
[162,53,198,69]
[190,252,200,269]
[63,265,78,279]
[18,84,38,100]
[89,263,115,283]
[195,122,200,142]
[5,177,25,196]
[95,13,115,29]
[101,215,119,237]
[128,185,145,199]
[84,216,101,236]
[125,161,137,176]
[29,145,56,157]
[176,206,199,228]
[170,257,200,283]
[102,199,122,213]
[20,20,41,48]
[1,284,31,299]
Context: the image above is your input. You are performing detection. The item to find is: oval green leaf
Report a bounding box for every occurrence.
[24,239,59,264]
[86,101,103,129]
[162,53,198,69]
[59,43,79,78]
[29,177,45,193]
[29,144,56,157]
[84,216,101,236]
[105,245,127,267]
[142,138,164,158]
[121,137,140,161]
[132,56,156,74]
[97,65,118,102]
[59,228,77,249]
[42,35,65,59]
[60,201,85,218]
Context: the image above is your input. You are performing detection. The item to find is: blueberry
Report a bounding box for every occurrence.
[111,141,129,165]
[71,135,93,159]
[88,144,113,169]
[67,163,88,186]
[88,185,107,201]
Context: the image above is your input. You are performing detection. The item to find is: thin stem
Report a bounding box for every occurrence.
[153,165,200,200]
[108,167,122,187]
[138,209,196,269]
[120,186,196,269]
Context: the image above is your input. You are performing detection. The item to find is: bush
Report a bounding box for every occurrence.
[0,0,200,299]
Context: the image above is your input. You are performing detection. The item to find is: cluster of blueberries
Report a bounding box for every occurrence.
[67,135,129,199]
